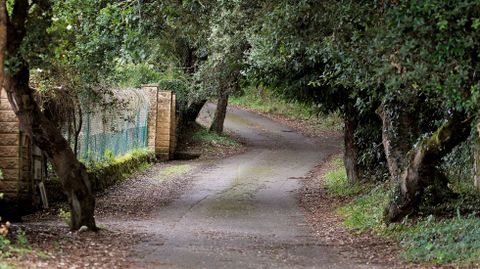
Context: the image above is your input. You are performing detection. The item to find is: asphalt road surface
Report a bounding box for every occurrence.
[128,105,377,269]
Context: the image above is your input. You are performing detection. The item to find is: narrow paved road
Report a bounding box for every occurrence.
[127,105,371,268]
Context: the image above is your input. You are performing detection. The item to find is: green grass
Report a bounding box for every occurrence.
[0,262,14,269]
[324,158,363,197]
[192,128,240,147]
[158,164,193,181]
[337,185,390,233]
[230,88,343,132]
[399,215,480,265]
[327,158,480,266]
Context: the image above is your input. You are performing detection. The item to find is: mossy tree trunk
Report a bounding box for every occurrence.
[384,113,473,223]
[177,43,206,126]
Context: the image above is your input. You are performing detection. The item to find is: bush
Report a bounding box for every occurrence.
[114,63,163,88]
[46,149,156,203]
[86,149,155,192]
[230,86,343,132]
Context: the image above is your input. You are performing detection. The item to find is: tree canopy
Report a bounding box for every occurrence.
[1,0,479,228]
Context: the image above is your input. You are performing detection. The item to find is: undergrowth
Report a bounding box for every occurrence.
[192,128,240,147]
[400,215,480,265]
[325,156,480,266]
[323,157,363,197]
[230,87,343,132]
[0,228,32,268]
[85,148,154,170]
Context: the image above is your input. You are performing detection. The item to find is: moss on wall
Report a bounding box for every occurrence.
[45,150,156,203]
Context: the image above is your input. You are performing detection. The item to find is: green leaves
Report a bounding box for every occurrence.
[473,18,480,30]
[400,216,480,265]
[437,18,448,31]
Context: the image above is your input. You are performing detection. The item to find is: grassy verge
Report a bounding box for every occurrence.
[323,157,363,197]
[176,123,244,160]
[323,156,480,267]
[46,149,155,203]
[158,164,193,182]
[192,128,240,147]
[230,88,343,132]
[86,148,156,192]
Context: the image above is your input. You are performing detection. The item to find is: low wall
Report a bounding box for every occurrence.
[45,150,156,203]
[0,85,177,215]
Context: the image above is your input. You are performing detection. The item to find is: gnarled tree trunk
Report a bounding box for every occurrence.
[210,91,229,134]
[384,113,473,223]
[4,0,96,231]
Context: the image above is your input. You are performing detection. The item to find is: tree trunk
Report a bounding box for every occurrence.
[4,66,97,231]
[474,123,480,190]
[210,91,229,134]
[184,99,207,123]
[376,102,417,182]
[4,1,96,230]
[343,101,362,182]
[384,113,473,223]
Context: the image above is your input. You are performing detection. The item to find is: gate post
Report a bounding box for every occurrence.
[0,89,34,215]
[142,85,176,161]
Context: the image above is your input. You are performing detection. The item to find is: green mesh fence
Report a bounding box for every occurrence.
[77,89,150,162]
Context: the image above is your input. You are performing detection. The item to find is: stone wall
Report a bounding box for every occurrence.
[143,85,177,160]
[0,85,177,216]
[0,89,34,213]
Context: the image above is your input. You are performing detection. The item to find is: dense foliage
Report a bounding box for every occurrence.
[3,0,480,227]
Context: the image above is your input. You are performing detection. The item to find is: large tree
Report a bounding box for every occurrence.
[244,0,480,222]
[2,0,140,230]
[3,0,97,231]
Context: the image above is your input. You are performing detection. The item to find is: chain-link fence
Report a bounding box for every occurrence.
[76,89,151,162]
